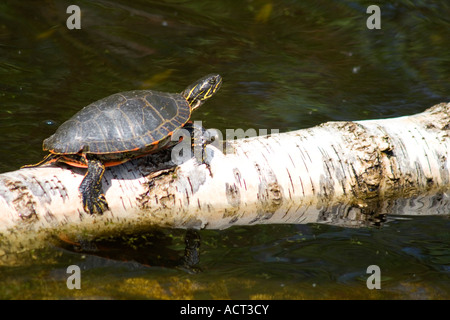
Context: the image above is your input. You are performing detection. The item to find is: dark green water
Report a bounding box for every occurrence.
[0,0,449,299]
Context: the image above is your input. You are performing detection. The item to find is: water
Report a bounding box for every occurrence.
[0,0,449,299]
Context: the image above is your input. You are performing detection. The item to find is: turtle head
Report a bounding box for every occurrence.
[182,74,222,111]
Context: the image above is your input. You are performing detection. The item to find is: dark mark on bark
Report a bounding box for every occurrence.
[286,168,295,194]
[187,176,194,194]
[253,163,283,222]
[3,178,38,221]
[233,168,242,187]
[159,194,175,209]
[225,182,241,207]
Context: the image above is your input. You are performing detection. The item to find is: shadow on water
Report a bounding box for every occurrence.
[55,229,202,274]
[0,0,449,299]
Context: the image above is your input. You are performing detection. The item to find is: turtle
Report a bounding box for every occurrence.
[22,74,222,215]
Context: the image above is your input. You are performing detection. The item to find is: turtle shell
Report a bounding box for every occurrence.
[44,90,191,155]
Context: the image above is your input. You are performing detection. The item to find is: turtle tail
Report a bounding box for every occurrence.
[21,153,60,169]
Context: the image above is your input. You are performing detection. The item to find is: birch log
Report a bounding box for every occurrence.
[1,102,449,249]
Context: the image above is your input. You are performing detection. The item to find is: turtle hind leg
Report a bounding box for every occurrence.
[21,153,60,169]
[79,156,109,215]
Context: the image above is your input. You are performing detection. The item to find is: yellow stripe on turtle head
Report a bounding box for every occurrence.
[182,74,222,110]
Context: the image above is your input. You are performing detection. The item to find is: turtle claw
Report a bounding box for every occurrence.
[97,194,109,213]
[82,193,109,215]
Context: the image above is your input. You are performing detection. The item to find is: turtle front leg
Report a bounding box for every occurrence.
[183,122,216,164]
[79,155,109,215]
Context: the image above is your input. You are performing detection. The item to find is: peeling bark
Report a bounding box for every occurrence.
[1,102,449,250]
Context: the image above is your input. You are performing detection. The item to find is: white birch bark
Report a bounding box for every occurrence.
[0,102,449,249]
